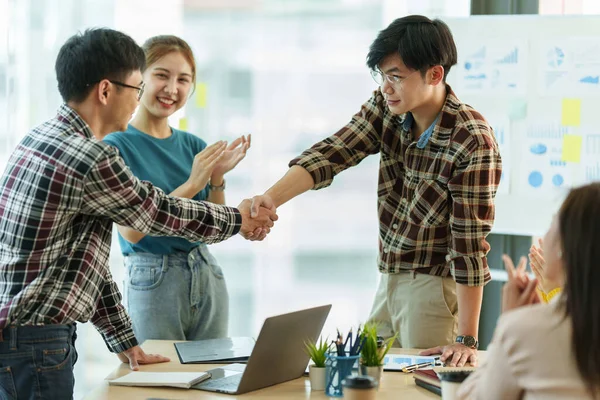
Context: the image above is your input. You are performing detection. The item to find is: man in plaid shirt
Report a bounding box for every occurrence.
[0,29,276,399]
[250,15,502,367]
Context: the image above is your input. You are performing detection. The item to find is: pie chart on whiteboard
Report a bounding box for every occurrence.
[547,47,565,68]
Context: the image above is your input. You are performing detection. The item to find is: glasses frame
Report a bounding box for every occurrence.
[109,80,145,100]
[370,69,418,88]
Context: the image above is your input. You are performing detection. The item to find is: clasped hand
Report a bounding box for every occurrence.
[237,195,278,241]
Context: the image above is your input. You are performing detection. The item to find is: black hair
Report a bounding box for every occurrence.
[55,28,145,103]
[366,15,458,81]
[560,182,600,398]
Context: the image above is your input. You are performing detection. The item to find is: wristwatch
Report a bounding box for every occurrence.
[455,335,479,349]
[209,179,226,191]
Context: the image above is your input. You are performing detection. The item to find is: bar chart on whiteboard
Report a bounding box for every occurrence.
[584,134,600,183]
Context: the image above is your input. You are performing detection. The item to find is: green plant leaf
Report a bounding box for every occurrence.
[304,336,330,368]
[359,321,398,367]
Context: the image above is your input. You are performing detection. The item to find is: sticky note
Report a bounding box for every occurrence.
[179,118,188,131]
[195,82,207,108]
[561,134,582,163]
[508,98,527,120]
[561,98,581,127]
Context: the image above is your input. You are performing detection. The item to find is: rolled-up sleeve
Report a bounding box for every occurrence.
[447,133,502,286]
[289,91,385,190]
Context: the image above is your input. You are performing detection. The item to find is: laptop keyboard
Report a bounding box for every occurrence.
[201,374,242,391]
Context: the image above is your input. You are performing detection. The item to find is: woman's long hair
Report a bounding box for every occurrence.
[560,182,600,397]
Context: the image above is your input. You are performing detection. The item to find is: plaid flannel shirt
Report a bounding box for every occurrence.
[0,104,242,352]
[290,86,501,286]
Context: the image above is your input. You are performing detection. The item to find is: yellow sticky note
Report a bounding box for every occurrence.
[561,98,581,127]
[178,117,188,131]
[561,134,582,163]
[195,82,207,108]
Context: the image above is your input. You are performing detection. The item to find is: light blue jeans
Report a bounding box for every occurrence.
[123,245,229,343]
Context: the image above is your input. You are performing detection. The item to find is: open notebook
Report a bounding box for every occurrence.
[108,371,211,389]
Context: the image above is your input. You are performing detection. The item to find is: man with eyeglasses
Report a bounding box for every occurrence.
[249,15,502,368]
[0,28,276,399]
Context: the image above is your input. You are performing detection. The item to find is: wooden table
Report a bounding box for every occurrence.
[84,340,480,399]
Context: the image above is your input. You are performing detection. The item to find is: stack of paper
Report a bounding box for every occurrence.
[174,337,255,364]
[108,371,211,389]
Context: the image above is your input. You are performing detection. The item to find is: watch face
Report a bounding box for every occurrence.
[463,336,477,348]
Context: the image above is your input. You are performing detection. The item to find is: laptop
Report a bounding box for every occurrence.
[191,304,331,395]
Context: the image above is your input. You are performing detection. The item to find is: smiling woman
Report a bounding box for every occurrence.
[103,35,251,345]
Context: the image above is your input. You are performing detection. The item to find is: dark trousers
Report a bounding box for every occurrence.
[0,324,77,399]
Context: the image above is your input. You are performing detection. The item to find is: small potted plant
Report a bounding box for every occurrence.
[304,336,330,391]
[359,322,396,385]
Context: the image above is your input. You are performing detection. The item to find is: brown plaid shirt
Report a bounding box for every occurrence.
[290,86,501,286]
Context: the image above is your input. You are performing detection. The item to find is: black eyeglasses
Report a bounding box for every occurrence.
[109,80,145,100]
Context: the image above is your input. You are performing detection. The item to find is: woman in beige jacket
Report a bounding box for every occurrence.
[458,182,600,399]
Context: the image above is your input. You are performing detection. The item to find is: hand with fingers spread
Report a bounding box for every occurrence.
[211,135,251,179]
[238,197,278,241]
[529,238,561,295]
[117,345,170,371]
[502,255,540,313]
[186,141,228,191]
[420,343,478,367]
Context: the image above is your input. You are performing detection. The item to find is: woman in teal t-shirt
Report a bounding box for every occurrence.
[104,35,249,342]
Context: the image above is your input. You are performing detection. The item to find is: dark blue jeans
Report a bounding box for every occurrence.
[0,324,77,400]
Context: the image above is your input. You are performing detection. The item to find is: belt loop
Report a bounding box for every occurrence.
[410,270,416,280]
[9,326,17,350]
[0,329,3,342]
[195,245,208,265]
[162,254,170,273]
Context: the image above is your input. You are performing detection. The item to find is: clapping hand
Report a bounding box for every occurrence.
[501,255,540,313]
[528,239,561,294]
[186,141,227,191]
[211,135,251,178]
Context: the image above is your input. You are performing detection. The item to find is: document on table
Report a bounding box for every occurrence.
[108,371,211,388]
[383,355,442,371]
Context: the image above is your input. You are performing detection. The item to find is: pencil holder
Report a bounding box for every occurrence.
[324,353,359,397]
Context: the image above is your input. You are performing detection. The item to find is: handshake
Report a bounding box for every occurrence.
[237,194,279,241]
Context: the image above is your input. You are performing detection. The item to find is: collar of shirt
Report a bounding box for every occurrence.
[398,84,461,149]
[56,103,95,140]
[402,112,440,149]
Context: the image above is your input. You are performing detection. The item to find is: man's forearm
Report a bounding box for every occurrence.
[265,165,315,207]
[456,283,483,338]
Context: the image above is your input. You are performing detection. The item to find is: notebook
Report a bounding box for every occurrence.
[175,337,255,364]
[109,371,211,389]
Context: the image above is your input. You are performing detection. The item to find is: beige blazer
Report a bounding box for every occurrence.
[458,297,592,399]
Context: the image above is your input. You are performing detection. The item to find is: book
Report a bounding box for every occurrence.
[108,371,211,389]
[174,337,255,364]
[413,369,441,388]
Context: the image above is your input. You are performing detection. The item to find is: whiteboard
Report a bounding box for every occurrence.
[444,15,600,236]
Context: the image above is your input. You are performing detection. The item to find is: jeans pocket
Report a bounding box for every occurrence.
[204,253,224,280]
[39,343,73,372]
[36,343,75,399]
[0,366,17,400]
[128,261,165,290]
